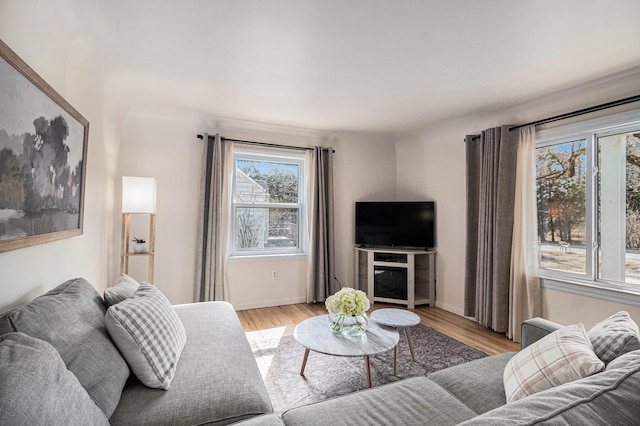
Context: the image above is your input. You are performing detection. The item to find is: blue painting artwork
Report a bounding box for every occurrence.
[0,39,88,253]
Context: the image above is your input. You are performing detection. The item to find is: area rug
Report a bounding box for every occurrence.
[246,324,487,413]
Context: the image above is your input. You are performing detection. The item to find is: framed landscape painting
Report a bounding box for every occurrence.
[0,39,89,253]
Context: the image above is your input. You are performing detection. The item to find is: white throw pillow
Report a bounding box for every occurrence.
[104,274,140,307]
[587,311,640,364]
[503,323,604,403]
[105,284,186,389]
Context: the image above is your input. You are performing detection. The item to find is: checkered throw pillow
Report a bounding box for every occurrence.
[105,284,186,389]
[587,311,640,364]
[503,323,604,403]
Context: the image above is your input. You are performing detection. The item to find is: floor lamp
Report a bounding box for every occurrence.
[120,176,157,283]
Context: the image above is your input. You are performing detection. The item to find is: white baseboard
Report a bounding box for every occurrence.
[435,300,465,317]
[233,296,307,311]
[436,301,481,323]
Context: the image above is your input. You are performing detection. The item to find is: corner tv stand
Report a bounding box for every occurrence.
[354,246,436,309]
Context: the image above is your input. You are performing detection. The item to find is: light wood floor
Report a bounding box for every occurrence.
[237,302,520,355]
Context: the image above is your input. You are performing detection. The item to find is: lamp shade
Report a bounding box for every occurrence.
[122,176,157,213]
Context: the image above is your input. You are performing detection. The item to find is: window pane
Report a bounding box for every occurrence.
[536,140,587,274]
[597,130,640,284]
[235,159,299,204]
[235,207,298,250]
[267,208,299,248]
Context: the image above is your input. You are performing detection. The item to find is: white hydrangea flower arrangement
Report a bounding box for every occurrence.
[325,287,370,316]
[325,287,370,336]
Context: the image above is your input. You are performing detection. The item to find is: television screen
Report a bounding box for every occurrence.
[355,201,435,249]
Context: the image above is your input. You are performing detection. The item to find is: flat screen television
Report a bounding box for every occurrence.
[355,201,436,249]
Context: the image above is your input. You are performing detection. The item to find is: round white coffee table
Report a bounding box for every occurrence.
[370,308,421,375]
[293,315,399,388]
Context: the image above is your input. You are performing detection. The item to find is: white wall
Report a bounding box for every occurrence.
[331,132,398,288]
[396,122,469,315]
[119,110,203,304]
[0,4,117,312]
[119,112,397,308]
[542,287,640,329]
[396,66,640,325]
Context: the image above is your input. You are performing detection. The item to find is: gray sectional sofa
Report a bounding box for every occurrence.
[1,277,640,425]
[262,316,640,425]
[0,278,272,425]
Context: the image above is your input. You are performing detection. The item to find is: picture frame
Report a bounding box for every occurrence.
[0,39,89,253]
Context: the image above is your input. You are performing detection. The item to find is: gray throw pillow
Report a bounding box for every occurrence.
[0,332,109,426]
[106,283,187,389]
[587,311,640,364]
[104,274,140,307]
[0,278,130,418]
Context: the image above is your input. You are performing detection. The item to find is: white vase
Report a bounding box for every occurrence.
[133,243,148,254]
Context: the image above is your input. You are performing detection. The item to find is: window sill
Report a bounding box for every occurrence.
[228,252,307,263]
[540,274,640,307]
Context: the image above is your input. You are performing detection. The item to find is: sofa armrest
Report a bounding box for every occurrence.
[521,317,563,350]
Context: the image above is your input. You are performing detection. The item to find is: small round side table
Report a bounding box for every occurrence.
[370,308,421,375]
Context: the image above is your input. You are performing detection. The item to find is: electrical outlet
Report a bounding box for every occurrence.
[271,270,278,280]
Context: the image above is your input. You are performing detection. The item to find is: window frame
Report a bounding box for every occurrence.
[535,108,640,306]
[230,147,307,257]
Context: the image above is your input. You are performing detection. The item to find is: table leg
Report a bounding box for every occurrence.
[365,355,372,388]
[300,348,310,376]
[405,327,416,362]
[393,345,398,375]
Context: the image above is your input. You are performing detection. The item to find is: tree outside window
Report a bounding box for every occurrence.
[536,140,586,274]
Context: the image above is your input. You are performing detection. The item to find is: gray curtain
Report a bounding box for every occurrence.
[464,126,518,333]
[196,133,227,302]
[307,146,336,302]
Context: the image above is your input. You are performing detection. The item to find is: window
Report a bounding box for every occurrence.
[231,148,306,256]
[537,139,587,275]
[535,109,640,299]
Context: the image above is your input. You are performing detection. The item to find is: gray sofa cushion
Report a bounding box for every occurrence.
[459,349,640,425]
[234,414,286,425]
[110,301,273,425]
[429,351,515,415]
[0,278,129,418]
[104,274,140,307]
[281,376,477,426]
[0,332,109,426]
[606,347,640,370]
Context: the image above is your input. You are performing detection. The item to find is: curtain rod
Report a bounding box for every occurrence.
[196,134,335,153]
[465,94,640,141]
[508,94,640,132]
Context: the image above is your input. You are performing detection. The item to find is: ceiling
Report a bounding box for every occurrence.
[33,1,640,133]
